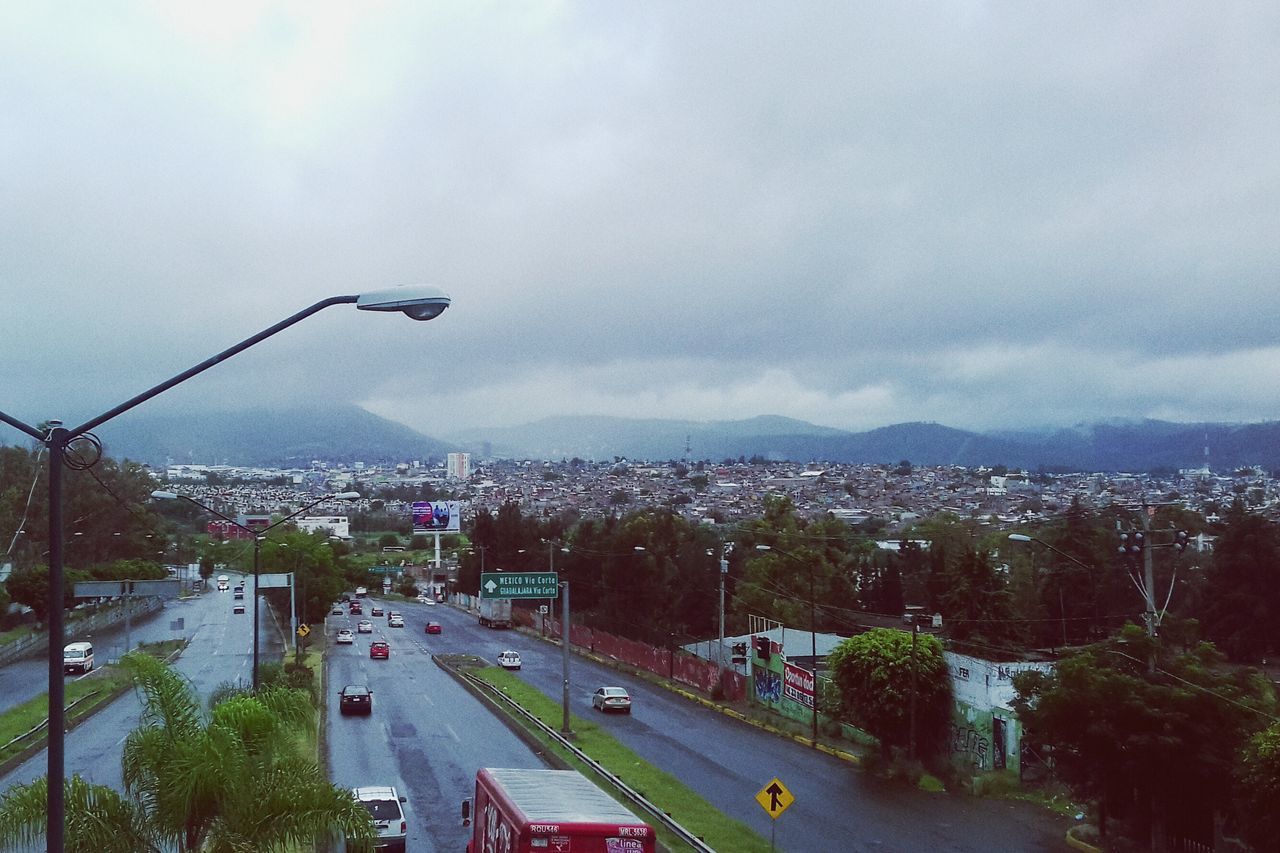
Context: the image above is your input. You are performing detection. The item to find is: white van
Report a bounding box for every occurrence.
[63,642,94,674]
[217,574,230,591]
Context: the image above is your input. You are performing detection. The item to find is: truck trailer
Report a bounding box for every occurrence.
[477,597,513,629]
[465,767,655,853]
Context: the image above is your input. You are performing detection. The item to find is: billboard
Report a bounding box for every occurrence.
[782,661,815,709]
[411,500,460,533]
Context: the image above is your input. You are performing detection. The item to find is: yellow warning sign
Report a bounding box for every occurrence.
[755,777,794,819]
[297,624,311,638]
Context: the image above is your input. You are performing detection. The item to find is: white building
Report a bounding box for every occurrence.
[297,516,352,540]
[447,452,471,480]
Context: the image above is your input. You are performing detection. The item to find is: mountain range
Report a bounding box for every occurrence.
[18,405,1277,474]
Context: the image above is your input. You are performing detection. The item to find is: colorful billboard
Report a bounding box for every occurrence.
[411,500,460,533]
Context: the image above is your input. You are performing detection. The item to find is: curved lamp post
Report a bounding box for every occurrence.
[0,285,448,853]
[1008,532,1094,648]
[152,490,359,688]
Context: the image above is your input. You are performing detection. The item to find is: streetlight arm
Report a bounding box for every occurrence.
[1007,534,1096,574]
[0,409,43,441]
[262,492,359,535]
[71,295,358,437]
[152,491,249,533]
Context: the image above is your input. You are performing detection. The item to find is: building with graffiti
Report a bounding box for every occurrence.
[946,651,1054,778]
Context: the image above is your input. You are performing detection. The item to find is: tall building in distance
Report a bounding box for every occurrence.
[446,452,471,480]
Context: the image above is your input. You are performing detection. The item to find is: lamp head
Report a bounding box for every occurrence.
[151,490,178,501]
[332,491,361,501]
[356,285,451,321]
[1008,534,1032,542]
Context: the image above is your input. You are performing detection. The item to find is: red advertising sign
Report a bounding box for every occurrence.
[783,661,815,709]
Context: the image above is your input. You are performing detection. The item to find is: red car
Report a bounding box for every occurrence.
[369,641,390,659]
[349,602,362,615]
[425,622,442,635]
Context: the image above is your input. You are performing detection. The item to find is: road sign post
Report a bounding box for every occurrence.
[755,776,794,851]
[479,572,559,599]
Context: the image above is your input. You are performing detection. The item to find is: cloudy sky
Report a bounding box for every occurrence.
[2,2,1278,442]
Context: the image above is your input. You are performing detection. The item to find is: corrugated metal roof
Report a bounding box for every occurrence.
[484,768,644,824]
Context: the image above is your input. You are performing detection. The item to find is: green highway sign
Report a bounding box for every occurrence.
[480,572,559,599]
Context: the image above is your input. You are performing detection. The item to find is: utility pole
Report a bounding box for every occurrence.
[718,547,728,677]
[560,580,571,735]
[908,618,919,761]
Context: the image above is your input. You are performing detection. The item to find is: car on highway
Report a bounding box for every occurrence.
[371,606,384,617]
[592,686,632,714]
[233,603,246,615]
[425,621,442,635]
[332,605,344,615]
[370,641,390,660]
[338,685,372,715]
[357,620,373,633]
[387,613,404,628]
[497,650,522,670]
[350,786,407,852]
[336,629,354,645]
[349,602,362,615]
[415,594,430,603]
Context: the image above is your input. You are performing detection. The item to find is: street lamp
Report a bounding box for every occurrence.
[755,544,819,746]
[0,284,447,852]
[152,490,359,688]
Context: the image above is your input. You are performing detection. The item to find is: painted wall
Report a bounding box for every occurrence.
[945,651,1054,775]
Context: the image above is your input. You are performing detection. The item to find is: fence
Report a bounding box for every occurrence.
[508,603,747,701]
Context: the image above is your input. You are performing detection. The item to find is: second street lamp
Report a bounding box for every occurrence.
[153,490,360,688]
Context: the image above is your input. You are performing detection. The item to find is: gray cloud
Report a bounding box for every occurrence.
[2,3,1278,442]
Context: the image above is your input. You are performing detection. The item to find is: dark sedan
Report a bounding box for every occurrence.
[339,685,373,715]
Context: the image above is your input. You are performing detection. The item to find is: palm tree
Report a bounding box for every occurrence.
[0,774,160,852]
[0,653,374,852]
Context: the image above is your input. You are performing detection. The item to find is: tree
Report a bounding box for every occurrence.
[827,628,951,760]
[1011,627,1276,846]
[0,654,374,852]
[1197,504,1280,662]
[940,547,1016,647]
[1236,721,1280,848]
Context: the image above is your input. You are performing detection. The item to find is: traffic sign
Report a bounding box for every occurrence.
[297,624,311,638]
[755,777,794,819]
[479,572,559,599]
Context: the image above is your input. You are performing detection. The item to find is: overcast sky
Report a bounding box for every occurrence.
[2,3,1278,442]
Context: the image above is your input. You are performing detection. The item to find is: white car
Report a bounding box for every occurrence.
[336,629,354,645]
[497,650,522,670]
[357,620,374,634]
[350,786,407,853]
[387,614,404,628]
[592,686,632,714]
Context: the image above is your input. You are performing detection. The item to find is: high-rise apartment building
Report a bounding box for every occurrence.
[447,452,471,480]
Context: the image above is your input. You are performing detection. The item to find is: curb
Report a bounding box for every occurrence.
[1065,826,1103,852]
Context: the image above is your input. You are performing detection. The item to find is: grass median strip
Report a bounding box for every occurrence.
[0,639,184,765]
[473,666,770,853]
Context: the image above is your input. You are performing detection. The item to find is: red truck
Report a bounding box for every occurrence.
[465,767,656,853]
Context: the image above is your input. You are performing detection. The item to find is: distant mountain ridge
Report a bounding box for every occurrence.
[21,404,1280,473]
[446,415,1280,472]
[89,405,458,467]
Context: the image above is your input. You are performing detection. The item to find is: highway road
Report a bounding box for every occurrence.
[323,599,546,852]
[0,568,236,716]
[1,577,268,791]
[375,596,1070,853]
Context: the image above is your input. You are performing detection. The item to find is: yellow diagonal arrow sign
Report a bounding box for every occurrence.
[297,624,310,638]
[755,777,794,819]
